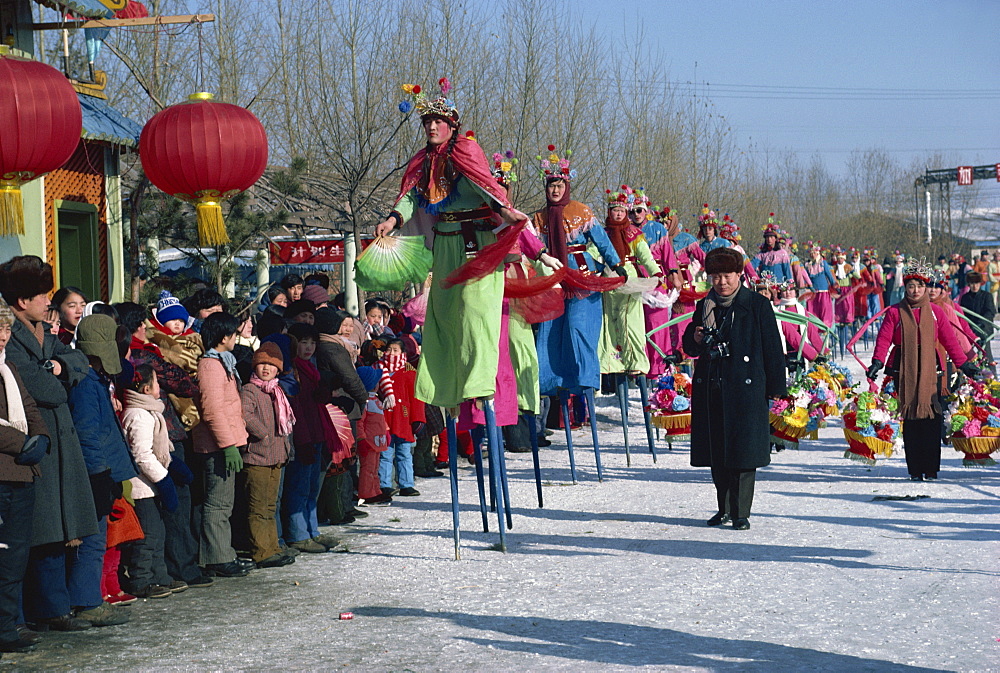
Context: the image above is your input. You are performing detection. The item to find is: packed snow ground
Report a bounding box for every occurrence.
[6,338,999,672]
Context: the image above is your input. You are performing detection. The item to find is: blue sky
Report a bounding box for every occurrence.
[576,0,999,180]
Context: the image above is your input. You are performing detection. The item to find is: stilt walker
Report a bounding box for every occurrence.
[374,80,560,555]
[599,186,663,461]
[530,146,624,482]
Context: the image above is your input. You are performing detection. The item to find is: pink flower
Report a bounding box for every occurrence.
[438,77,451,95]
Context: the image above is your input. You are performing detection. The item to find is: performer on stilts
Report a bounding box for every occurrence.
[531,146,623,482]
[804,242,836,328]
[751,214,792,282]
[642,206,683,379]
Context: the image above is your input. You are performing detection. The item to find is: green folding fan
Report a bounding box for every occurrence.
[354,235,434,291]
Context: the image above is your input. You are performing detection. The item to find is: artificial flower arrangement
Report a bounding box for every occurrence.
[944,379,1000,467]
[768,374,818,449]
[824,361,854,402]
[648,366,692,439]
[805,362,847,419]
[842,383,902,465]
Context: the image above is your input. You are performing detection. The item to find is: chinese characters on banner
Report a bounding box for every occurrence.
[269,239,373,265]
[957,166,973,186]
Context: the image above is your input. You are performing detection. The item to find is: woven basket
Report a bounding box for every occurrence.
[652,412,691,437]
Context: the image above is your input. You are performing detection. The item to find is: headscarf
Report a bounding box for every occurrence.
[898,291,938,420]
[543,178,571,264]
[604,211,633,262]
[250,373,296,436]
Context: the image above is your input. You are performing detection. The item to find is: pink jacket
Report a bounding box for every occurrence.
[192,357,249,453]
[873,303,968,370]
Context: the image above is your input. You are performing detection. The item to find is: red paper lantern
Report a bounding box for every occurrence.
[139,92,268,246]
[0,47,83,236]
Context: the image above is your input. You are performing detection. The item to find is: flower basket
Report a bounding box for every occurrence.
[769,411,810,448]
[843,428,894,465]
[951,436,1000,467]
[652,411,691,438]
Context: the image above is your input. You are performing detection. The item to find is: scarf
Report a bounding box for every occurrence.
[203,348,240,383]
[395,136,511,213]
[15,313,45,347]
[604,215,633,263]
[250,374,296,436]
[898,292,939,420]
[294,356,320,388]
[0,349,27,434]
[544,180,571,264]
[320,333,359,363]
[124,389,172,465]
[378,351,407,374]
[702,288,738,330]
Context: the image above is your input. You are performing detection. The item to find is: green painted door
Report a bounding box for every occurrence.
[56,202,100,301]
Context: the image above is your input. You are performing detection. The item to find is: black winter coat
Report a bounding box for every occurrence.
[959,289,996,341]
[682,288,787,470]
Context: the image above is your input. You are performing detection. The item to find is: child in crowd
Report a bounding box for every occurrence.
[377,339,424,498]
[120,365,181,599]
[149,292,204,431]
[239,342,295,568]
[51,286,87,346]
[192,312,250,578]
[355,366,391,506]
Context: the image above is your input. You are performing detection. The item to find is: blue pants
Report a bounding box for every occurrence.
[26,516,106,619]
[379,436,414,489]
[282,443,322,543]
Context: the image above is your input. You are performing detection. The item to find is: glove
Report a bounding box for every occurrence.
[411,421,426,438]
[121,479,134,506]
[89,469,118,520]
[960,361,979,379]
[814,355,829,364]
[663,353,682,365]
[613,265,628,278]
[785,354,805,369]
[866,359,884,380]
[16,435,50,466]
[155,476,179,513]
[168,457,195,486]
[222,446,244,473]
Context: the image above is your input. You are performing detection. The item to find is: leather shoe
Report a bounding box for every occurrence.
[414,470,444,478]
[733,518,750,530]
[706,512,730,526]
[0,636,37,652]
[32,614,92,632]
[203,561,249,578]
[257,553,295,569]
[536,437,552,447]
[234,557,256,570]
[15,625,42,645]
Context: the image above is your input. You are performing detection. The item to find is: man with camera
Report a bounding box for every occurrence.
[683,247,786,530]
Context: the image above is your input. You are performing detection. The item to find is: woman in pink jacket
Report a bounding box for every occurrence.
[868,262,978,481]
[192,313,250,577]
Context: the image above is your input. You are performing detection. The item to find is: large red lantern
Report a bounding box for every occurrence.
[139,92,268,246]
[0,46,83,236]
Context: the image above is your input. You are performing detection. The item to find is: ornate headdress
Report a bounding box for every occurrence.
[491,149,518,187]
[697,203,720,236]
[902,257,933,283]
[755,270,778,292]
[762,212,780,237]
[604,184,650,211]
[536,144,576,181]
[399,78,460,127]
[807,240,823,254]
[719,213,741,242]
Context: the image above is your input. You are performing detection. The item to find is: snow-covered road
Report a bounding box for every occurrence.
[10,339,999,672]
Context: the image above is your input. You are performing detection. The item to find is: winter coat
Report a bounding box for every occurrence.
[959,289,997,342]
[121,392,172,500]
[67,369,139,483]
[6,319,98,545]
[872,303,968,373]
[682,288,787,470]
[0,361,49,483]
[129,343,199,442]
[316,340,367,420]
[239,383,291,466]
[192,357,248,453]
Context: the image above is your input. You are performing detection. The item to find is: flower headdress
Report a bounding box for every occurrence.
[604,184,650,211]
[762,212,781,237]
[719,213,741,242]
[399,78,460,127]
[902,257,933,283]
[491,149,518,187]
[755,270,778,292]
[536,144,576,181]
[697,203,720,236]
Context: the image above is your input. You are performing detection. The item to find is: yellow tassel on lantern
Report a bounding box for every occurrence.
[195,198,229,246]
[0,182,25,237]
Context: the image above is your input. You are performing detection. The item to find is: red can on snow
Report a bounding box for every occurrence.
[339,612,354,620]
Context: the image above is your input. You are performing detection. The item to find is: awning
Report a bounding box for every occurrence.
[78,92,143,147]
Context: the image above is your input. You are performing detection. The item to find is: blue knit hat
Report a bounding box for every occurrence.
[356,366,382,392]
[156,291,190,325]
